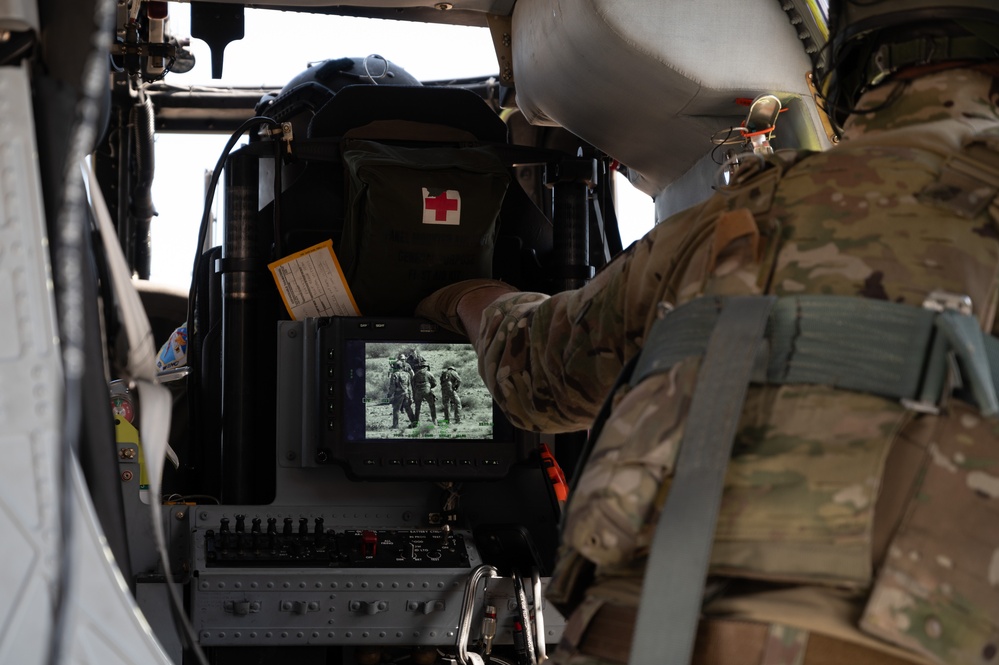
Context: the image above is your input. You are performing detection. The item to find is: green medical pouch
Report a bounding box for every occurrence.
[339,138,511,316]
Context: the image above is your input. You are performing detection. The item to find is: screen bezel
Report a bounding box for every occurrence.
[318,317,522,480]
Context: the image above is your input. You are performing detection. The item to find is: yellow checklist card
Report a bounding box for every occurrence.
[268,240,361,319]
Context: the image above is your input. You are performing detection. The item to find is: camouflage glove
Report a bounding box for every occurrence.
[415,279,516,337]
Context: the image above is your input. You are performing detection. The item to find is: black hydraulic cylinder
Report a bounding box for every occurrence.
[220,149,265,504]
[544,158,598,292]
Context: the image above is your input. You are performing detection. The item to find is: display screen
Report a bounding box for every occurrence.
[317,317,524,480]
[343,340,496,442]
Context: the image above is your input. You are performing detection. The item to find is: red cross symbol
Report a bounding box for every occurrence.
[424,191,459,222]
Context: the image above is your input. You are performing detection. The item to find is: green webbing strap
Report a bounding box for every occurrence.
[627,295,776,665]
[632,295,999,416]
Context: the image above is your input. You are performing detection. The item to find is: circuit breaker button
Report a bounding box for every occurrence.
[361,530,378,557]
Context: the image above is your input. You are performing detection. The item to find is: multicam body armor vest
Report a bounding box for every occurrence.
[548,109,999,664]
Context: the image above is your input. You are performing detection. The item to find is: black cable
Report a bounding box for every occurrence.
[0,30,34,66]
[148,116,271,665]
[812,35,913,135]
[710,126,746,165]
[184,115,280,356]
[183,120,280,525]
[174,118,279,663]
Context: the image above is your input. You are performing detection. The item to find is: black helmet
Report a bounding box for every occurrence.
[255,55,421,130]
[817,0,999,129]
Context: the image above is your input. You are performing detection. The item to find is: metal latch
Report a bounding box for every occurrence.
[223,600,261,616]
[921,289,972,315]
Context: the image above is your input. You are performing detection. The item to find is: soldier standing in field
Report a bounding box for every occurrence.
[412,362,438,426]
[387,360,416,429]
[418,2,999,663]
[440,365,462,424]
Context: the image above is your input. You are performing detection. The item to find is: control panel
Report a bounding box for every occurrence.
[205,518,469,569]
[191,507,565,649]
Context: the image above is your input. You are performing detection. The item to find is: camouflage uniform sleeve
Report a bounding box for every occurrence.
[473,203,713,432]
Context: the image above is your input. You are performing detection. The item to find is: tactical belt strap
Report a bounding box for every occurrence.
[628,295,776,665]
[632,295,999,417]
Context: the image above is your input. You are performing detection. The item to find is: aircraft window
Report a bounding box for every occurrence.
[149,133,234,287]
[165,5,500,86]
[614,173,656,247]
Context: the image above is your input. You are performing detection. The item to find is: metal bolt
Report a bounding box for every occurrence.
[287,328,297,338]
[119,447,136,459]
[286,451,297,461]
[503,33,511,47]
[435,2,454,9]
[0,31,10,43]
[121,470,133,482]
[175,511,186,520]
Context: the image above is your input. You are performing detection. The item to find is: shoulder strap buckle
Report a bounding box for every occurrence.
[901,290,999,417]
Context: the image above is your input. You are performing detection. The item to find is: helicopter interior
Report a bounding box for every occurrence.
[0,1,830,663]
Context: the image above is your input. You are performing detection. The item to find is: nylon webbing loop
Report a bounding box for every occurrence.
[936,310,999,416]
[628,295,776,665]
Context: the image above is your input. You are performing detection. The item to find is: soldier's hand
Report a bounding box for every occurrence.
[415,279,518,337]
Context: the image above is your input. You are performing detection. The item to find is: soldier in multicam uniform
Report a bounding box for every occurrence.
[388,360,416,429]
[412,362,439,425]
[440,366,462,424]
[418,2,999,664]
